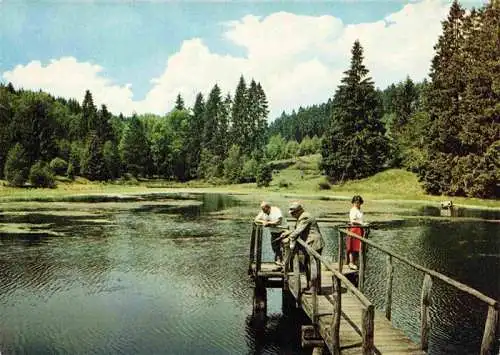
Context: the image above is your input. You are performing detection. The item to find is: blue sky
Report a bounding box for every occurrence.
[0,0,485,118]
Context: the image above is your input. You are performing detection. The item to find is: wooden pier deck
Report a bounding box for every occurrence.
[248,223,499,355]
[291,270,425,354]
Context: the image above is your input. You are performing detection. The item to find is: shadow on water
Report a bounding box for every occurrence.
[246,290,313,355]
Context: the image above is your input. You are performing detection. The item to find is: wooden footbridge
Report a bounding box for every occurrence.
[248,223,499,355]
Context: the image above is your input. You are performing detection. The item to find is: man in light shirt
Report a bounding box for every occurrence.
[254,201,288,265]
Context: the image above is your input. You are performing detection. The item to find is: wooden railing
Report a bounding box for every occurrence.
[248,223,264,276]
[338,227,499,355]
[286,238,375,355]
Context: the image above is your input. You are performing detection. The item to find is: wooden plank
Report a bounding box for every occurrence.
[480,306,499,355]
[420,274,432,351]
[289,269,425,355]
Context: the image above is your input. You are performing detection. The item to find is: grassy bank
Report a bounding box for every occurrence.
[1,155,498,209]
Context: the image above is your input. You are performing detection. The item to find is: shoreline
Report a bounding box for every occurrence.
[1,182,499,210]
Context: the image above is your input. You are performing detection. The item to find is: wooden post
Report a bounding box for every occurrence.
[420,274,432,351]
[338,229,344,273]
[283,241,291,291]
[362,304,375,355]
[293,250,301,302]
[331,274,342,355]
[253,278,267,317]
[248,224,256,275]
[384,255,394,321]
[311,256,318,327]
[480,306,499,355]
[359,232,367,292]
[256,225,263,273]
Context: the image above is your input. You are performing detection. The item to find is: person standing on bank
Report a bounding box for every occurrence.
[282,202,325,290]
[254,201,288,265]
[346,195,366,270]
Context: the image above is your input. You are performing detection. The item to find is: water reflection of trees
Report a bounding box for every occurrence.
[0,215,113,301]
[245,309,309,355]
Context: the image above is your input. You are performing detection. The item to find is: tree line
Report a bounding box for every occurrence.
[0,76,273,187]
[271,0,498,198]
[0,0,497,198]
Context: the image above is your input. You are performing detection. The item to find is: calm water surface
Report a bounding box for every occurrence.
[0,193,498,354]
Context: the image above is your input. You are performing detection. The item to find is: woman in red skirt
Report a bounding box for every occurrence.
[347,195,365,270]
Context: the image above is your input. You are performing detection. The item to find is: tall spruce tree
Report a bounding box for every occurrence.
[320,40,388,182]
[81,132,106,181]
[450,2,499,197]
[175,93,185,111]
[216,93,231,158]
[0,85,12,177]
[231,76,249,150]
[199,84,224,178]
[202,84,223,155]
[11,92,57,166]
[419,0,499,197]
[247,79,268,155]
[255,82,269,152]
[419,1,467,195]
[187,93,205,179]
[119,114,151,177]
[81,90,97,138]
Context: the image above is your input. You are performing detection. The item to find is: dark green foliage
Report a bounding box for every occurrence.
[223,145,243,183]
[69,141,84,176]
[81,90,96,138]
[381,78,428,168]
[56,139,72,161]
[320,40,388,182]
[4,143,29,186]
[81,132,106,181]
[66,162,75,180]
[103,140,120,179]
[49,157,68,176]
[418,0,499,198]
[0,85,13,178]
[175,93,185,111]
[268,100,332,142]
[167,110,191,181]
[241,157,258,183]
[318,180,331,190]
[95,105,114,143]
[11,91,58,166]
[265,134,288,160]
[198,148,223,180]
[119,114,152,177]
[186,93,205,179]
[230,76,248,150]
[202,84,223,155]
[29,161,56,188]
[256,163,272,187]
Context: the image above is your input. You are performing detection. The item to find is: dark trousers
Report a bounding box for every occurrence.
[270,232,283,261]
[304,247,323,289]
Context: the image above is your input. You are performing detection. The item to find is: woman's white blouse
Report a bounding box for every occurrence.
[349,207,364,224]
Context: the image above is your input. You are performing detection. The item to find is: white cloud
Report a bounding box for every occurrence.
[2,0,451,119]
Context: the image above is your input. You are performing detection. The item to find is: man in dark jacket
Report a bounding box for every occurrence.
[282,201,325,290]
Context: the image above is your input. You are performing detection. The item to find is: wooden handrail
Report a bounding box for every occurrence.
[294,237,374,354]
[339,228,499,309]
[339,227,500,354]
[295,238,373,308]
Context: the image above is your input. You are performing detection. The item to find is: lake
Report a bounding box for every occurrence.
[0,193,498,354]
